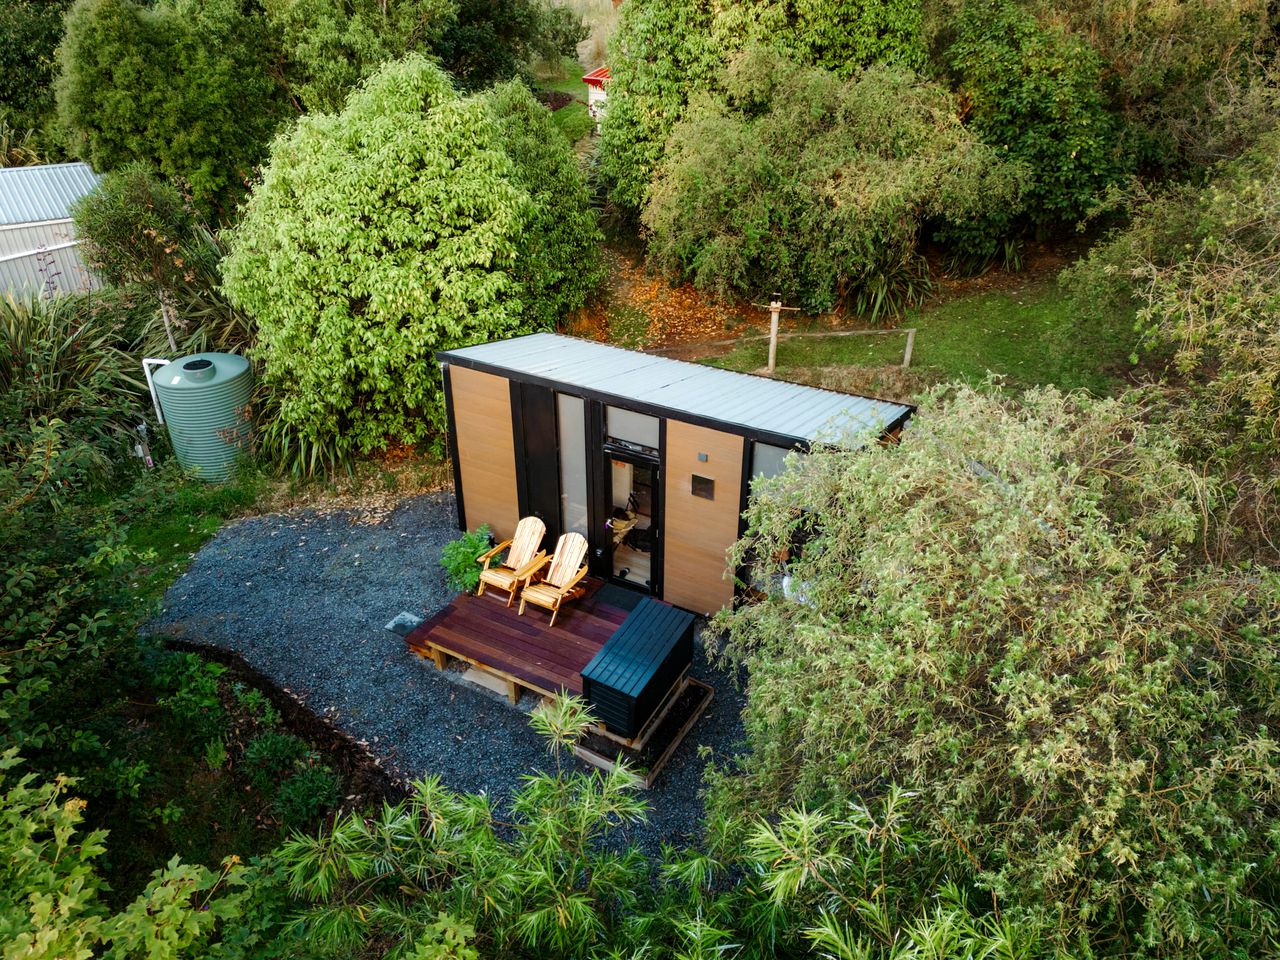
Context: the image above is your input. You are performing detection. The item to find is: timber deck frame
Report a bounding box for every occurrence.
[405,578,627,706]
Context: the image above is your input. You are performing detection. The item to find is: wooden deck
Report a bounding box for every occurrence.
[405,579,630,703]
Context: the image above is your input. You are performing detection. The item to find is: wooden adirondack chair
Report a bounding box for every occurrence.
[518,532,589,627]
[476,516,547,607]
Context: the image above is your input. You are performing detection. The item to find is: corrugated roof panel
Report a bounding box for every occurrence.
[0,247,99,297]
[440,333,913,446]
[0,162,101,226]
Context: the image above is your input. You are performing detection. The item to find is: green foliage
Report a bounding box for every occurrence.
[486,81,605,330]
[0,292,145,459]
[1066,129,1280,453]
[264,0,457,113]
[72,164,253,355]
[54,0,286,213]
[223,56,601,475]
[157,655,229,743]
[598,0,927,213]
[0,749,250,959]
[435,0,585,92]
[439,524,492,592]
[0,0,70,141]
[712,383,1280,956]
[273,764,340,832]
[643,48,1024,318]
[949,0,1121,228]
[243,731,310,791]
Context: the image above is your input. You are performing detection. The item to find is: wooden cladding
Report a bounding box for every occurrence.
[449,365,519,541]
[662,421,744,615]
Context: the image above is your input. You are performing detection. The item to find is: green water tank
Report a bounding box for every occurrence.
[154,352,253,482]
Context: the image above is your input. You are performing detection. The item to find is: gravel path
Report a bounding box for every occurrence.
[151,490,745,854]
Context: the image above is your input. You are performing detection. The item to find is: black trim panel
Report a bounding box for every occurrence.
[441,364,466,532]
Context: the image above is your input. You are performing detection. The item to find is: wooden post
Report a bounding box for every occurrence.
[751,292,799,376]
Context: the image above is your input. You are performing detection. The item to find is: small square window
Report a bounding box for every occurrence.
[691,475,715,500]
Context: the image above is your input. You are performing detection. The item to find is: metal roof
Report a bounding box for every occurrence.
[439,333,914,447]
[0,162,100,226]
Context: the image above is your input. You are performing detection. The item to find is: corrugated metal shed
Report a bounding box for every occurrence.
[0,162,100,225]
[0,162,101,297]
[439,333,913,446]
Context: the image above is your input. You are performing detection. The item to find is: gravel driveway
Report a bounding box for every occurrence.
[151,490,745,854]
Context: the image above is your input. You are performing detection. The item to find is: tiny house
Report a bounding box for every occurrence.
[438,333,913,616]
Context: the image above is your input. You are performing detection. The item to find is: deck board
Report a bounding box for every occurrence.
[405,579,630,699]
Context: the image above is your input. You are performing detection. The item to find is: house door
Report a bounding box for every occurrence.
[603,444,660,592]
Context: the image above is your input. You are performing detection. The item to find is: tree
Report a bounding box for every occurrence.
[72,164,250,354]
[949,0,1121,227]
[643,48,1024,318]
[0,0,71,142]
[55,0,285,213]
[435,0,585,92]
[598,0,926,213]
[712,383,1280,956]
[264,0,457,113]
[222,56,603,474]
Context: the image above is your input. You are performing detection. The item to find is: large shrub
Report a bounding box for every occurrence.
[598,0,925,213]
[1065,128,1280,453]
[222,56,602,473]
[643,49,1024,317]
[263,0,457,113]
[949,0,1120,227]
[712,383,1280,956]
[55,0,285,212]
[73,164,252,354]
[0,0,71,140]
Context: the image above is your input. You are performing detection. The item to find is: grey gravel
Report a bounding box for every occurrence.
[150,490,746,854]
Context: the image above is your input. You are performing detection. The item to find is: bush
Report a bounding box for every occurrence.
[223,56,602,475]
[272,764,339,831]
[949,0,1120,228]
[72,164,252,355]
[439,524,491,592]
[643,48,1024,318]
[0,0,71,140]
[598,0,927,214]
[1065,128,1280,453]
[243,731,310,793]
[712,383,1280,956]
[55,0,285,213]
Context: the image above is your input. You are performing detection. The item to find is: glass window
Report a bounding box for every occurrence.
[751,442,795,481]
[557,394,588,536]
[606,405,659,454]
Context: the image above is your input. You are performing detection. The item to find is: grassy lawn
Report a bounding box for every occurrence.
[533,57,594,145]
[706,281,1136,397]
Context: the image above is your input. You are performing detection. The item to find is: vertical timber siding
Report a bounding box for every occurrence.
[662,420,744,615]
[450,365,519,541]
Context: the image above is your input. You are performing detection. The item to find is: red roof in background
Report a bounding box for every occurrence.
[582,66,611,88]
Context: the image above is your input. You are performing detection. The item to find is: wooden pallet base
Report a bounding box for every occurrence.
[573,678,714,789]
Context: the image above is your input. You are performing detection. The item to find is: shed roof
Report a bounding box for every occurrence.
[582,65,611,87]
[439,333,913,447]
[0,162,100,226]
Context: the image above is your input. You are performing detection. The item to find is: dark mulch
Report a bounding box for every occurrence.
[536,90,574,111]
[149,490,745,856]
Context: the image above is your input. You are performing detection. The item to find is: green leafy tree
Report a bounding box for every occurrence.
[222,56,602,474]
[264,0,457,113]
[599,0,925,213]
[435,0,585,92]
[0,0,71,142]
[72,164,251,354]
[949,0,1121,227]
[712,383,1280,956]
[55,0,286,212]
[1065,128,1280,454]
[643,48,1024,318]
